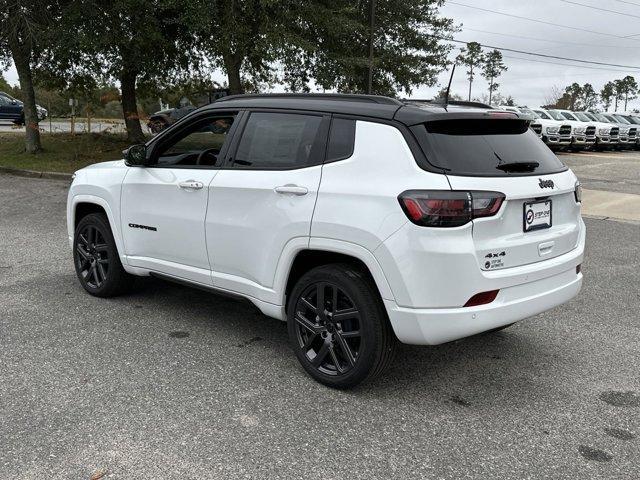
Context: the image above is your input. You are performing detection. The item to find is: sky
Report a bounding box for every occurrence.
[3,0,640,110]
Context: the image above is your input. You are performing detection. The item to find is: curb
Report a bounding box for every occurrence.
[0,166,72,181]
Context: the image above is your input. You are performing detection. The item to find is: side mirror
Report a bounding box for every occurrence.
[124,144,148,166]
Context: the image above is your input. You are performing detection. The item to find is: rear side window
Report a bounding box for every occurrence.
[234,112,324,169]
[326,118,356,162]
[414,119,567,176]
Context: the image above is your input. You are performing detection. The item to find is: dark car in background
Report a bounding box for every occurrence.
[146,105,197,134]
[0,92,24,125]
[0,91,48,125]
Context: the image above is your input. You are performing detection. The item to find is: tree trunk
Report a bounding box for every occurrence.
[224,53,244,95]
[615,96,619,112]
[468,66,473,101]
[624,94,628,111]
[119,70,145,144]
[10,43,41,154]
[488,78,494,105]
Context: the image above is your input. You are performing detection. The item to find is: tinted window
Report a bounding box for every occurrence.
[326,118,356,162]
[416,119,567,176]
[234,112,323,169]
[155,114,236,167]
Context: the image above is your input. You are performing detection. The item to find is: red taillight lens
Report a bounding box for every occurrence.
[464,289,500,307]
[471,191,505,218]
[398,191,505,227]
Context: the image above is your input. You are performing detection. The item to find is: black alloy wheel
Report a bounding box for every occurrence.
[287,264,396,389]
[73,213,134,297]
[294,282,362,376]
[75,224,110,289]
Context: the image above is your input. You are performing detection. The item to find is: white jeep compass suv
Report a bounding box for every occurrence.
[67,94,585,388]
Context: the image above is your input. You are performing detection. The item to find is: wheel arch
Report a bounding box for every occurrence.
[74,202,108,228]
[68,194,127,263]
[277,239,396,310]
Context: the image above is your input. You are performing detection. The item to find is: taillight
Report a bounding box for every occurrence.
[574,181,582,203]
[398,190,505,227]
[464,289,500,307]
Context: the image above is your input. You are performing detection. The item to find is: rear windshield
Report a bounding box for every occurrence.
[414,119,567,177]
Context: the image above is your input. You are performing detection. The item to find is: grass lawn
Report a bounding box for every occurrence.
[0,133,131,174]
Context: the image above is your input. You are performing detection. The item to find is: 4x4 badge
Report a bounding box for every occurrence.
[539,179,554,189]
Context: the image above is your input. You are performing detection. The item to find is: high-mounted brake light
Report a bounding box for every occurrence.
[398,190,505,227]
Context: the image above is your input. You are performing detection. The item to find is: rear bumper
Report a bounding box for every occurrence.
[379,213,586,345]
[385,268,582,345]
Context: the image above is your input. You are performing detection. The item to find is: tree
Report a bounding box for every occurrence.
[434,86,463,102]
[580,83,599,110]
[481,49,507,105]
[601,81,615,112]
[457,42,484,101]
[0,1,65,153]
[613,79,625,111]
[283,0,455,96]
[476,92,515,106]
[564,83,582,111]
[0,73,11,92]
[188,0,287,95]
[51,0,197,143]
[617,75,638,111]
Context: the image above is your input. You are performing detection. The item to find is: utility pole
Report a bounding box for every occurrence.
[367,0,376,95]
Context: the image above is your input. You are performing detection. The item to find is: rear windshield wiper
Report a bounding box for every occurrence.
[495,161,540,173]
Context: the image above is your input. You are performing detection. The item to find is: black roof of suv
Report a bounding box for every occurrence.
[210,93,506,126]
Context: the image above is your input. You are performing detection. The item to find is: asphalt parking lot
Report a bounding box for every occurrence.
[1,152,639,479]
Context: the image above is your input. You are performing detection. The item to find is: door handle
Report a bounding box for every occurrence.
[178,180,204,190]
[274,185,308,196]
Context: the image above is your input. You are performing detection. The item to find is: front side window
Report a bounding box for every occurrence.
[154,113,237,167]
[233,112,323,169]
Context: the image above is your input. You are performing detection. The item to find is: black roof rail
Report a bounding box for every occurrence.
[214,93,403,106]
[403,99,493,109]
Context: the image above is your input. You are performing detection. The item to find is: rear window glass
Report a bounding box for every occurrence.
[326,118,356,162]
[416,119,567,176]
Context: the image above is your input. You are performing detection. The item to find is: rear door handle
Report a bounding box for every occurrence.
[178,180,204,190]
[274,185,308,196]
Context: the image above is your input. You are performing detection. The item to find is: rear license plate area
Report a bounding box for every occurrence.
[523,200,552,232]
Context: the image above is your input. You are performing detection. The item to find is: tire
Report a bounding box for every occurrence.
[73,213,134,297]
[287,263,396,389]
